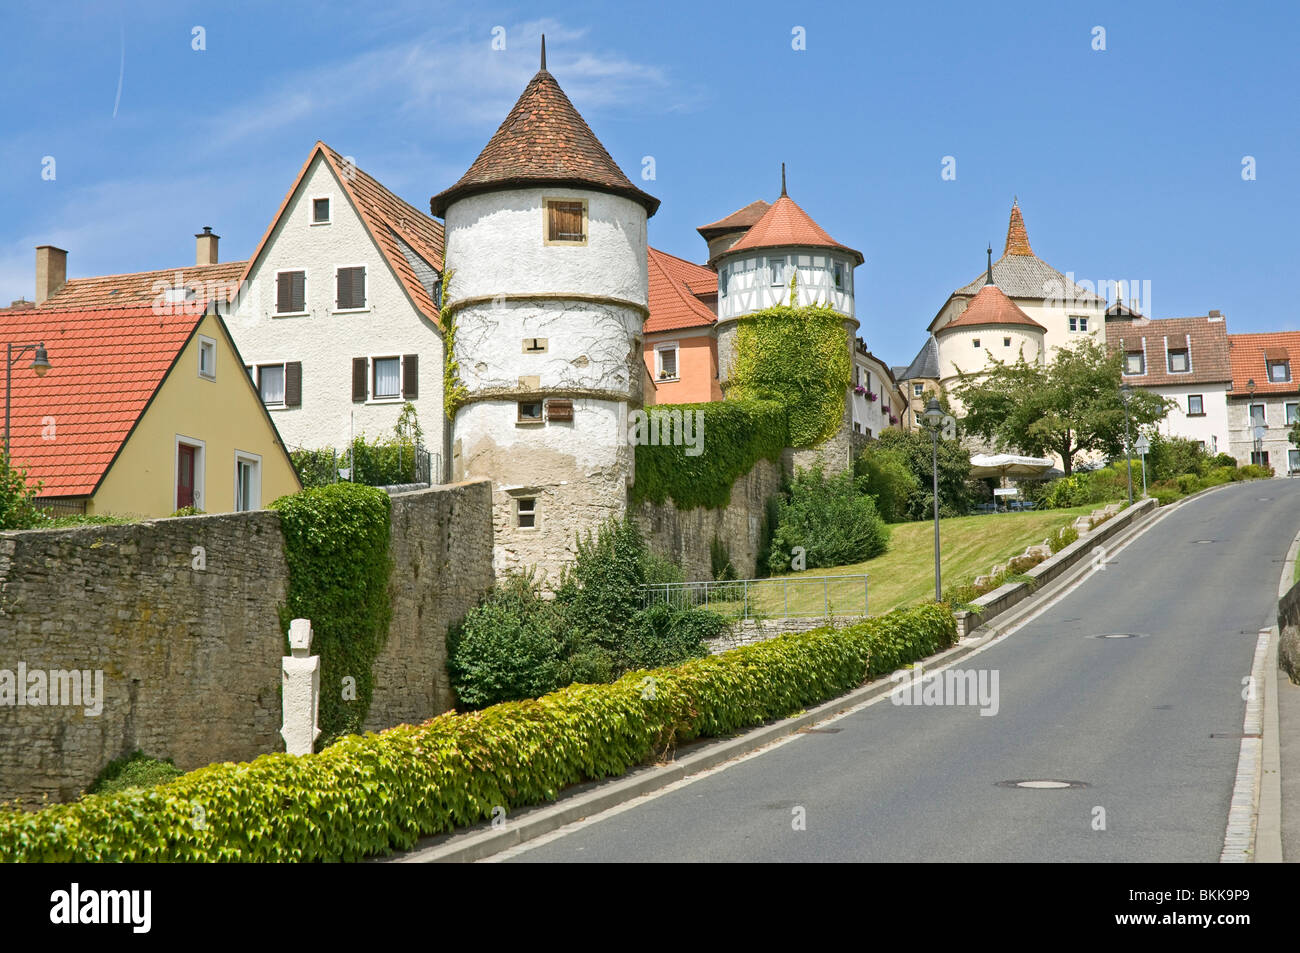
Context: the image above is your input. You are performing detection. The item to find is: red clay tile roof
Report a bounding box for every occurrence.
[1004,199,1033,256]
[39,261,246,311]
[939,282,1046,332]
[0,304,205,497]
[1227,330,1300,396]
[646,247,717,333]
[430,68,658,217]
[1109,315,1232,387]
[697,200,772,241]
[716,194,863,265]
[0,299,36,313]
[240,142,445,325]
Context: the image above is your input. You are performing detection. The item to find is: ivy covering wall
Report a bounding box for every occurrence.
[632,399,788,509]
[727,302,851,448]
[269,483,394,743]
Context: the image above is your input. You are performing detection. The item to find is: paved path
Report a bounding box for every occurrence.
[509,480,1300,862]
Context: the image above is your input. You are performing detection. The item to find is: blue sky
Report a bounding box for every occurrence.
[2,0,1296,366]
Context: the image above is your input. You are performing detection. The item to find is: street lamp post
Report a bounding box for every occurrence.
[1119,382,1134,506]
[4,342,52,458]
[1134,433,1149,497]
[922,397,945,602]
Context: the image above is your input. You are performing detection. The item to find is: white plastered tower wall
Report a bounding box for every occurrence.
[444,187,648,581]
[229,152,445,455]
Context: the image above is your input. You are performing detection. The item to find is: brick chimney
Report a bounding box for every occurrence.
[195,226,219,266]
[35,245,67,305]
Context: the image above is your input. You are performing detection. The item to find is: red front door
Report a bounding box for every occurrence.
[177,444,196,509]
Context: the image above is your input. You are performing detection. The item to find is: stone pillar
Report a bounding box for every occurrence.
[280,618,320,756]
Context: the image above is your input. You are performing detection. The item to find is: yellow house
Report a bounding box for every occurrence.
[3,299,300,517]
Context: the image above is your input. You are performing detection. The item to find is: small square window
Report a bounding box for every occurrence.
[1003,337,1011,347]
[545,199,586,244]
[657,345,678,380]
[1124,351,1145,375]
[198,336,216,379]
[517,498,536,529]
[312,198,330,224]
[1168,349,1189,373]
[769,258,785,286]
[973,338,981,348]
[1188,394,1203,415]
[518,401,543,423]
[258,364,285,405]
[912,383,924,397]
[1268,360,1290,382]
[372,356,400,399]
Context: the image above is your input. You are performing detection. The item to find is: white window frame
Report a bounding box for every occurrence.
[655,341,680,382]
[197,335,217,381]
[253,361,289,408]
[310,195,332,225]
[173,434,206,512]
[832,261,846,292]
[368,354,403,403]
[274,268,309,316]
[912,383,924,397]
[1250,402,1267,426]
[769,257,785,286]
[233,450,263,512]
[1286,402,1300,426]
[333,263,369,313]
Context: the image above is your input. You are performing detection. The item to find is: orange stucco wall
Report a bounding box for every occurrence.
[643,334,722,405]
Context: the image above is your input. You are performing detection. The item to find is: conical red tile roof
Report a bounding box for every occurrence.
[939,282,1046,332]
[430,68,658,217]
[1004,199,1033,256]
[716,194,862,265]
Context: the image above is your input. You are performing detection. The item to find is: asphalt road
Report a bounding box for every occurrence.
[509,480,1300,862]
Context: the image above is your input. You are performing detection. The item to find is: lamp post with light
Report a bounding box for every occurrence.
[922,397,945,602]
[4,342,52,458]
[1119,382,1134,506]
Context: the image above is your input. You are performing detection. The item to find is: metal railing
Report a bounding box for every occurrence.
[643,574,868,622]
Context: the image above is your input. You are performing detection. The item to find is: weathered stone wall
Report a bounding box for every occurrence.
[635,457,783,581]
[1278,579,1300,686]
[365,482,495,730]
[705,616,862,654]
[0,480,493,805]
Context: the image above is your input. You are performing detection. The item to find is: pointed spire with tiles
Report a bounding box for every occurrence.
[1004,198,1033,256]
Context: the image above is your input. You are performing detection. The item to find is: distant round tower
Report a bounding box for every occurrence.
[710,166,864,472]
[430,37,659,580]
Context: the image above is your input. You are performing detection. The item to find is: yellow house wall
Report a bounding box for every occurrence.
[91,313,301,517]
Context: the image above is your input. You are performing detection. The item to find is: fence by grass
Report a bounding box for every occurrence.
[643,574,868,621]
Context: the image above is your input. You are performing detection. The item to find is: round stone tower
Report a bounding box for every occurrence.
[709,167,864,473]
[430,38,659,580]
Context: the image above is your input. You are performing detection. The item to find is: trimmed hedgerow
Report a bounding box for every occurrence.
[0,604,955,862]
[632,399,787,510]
[269,483,393,743]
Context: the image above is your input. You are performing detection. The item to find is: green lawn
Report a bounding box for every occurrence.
[769,503,1101,617]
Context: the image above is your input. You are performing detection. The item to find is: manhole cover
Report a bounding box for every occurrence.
[996,779,1089,790]
[1089,632,1148,640]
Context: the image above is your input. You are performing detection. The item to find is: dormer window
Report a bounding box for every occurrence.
[1168,348,1190,373]
[1268,359,1291,383]
[545,199,586,244]
[1124,351,1145,375]
[312,197,331,224]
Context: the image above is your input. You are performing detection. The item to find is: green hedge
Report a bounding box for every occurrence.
[632,399,788,509]
[0,604,955,862]
[269,484,393,742]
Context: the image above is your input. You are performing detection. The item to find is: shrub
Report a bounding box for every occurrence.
[1212,452,1239,469]
[618,603,720,670]
[269,483,393,742]
[1048,525,1079,553]
[86,752,183,796]
[0,450,43,530]
[854,445,920,523]
[1240,463,1274,480]
[767,465,889,573]
[1146,433,1211,482]
[1176,473,1200,495]
[875,428,973,519]
[448,572,568,709]
[0,605,955,862]
[710,536,737,581]
[560,517,649,650]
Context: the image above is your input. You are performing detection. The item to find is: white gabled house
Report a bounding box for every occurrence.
[228,142,447,475]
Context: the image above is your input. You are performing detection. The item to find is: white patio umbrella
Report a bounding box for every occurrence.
[969,453,1056,510]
